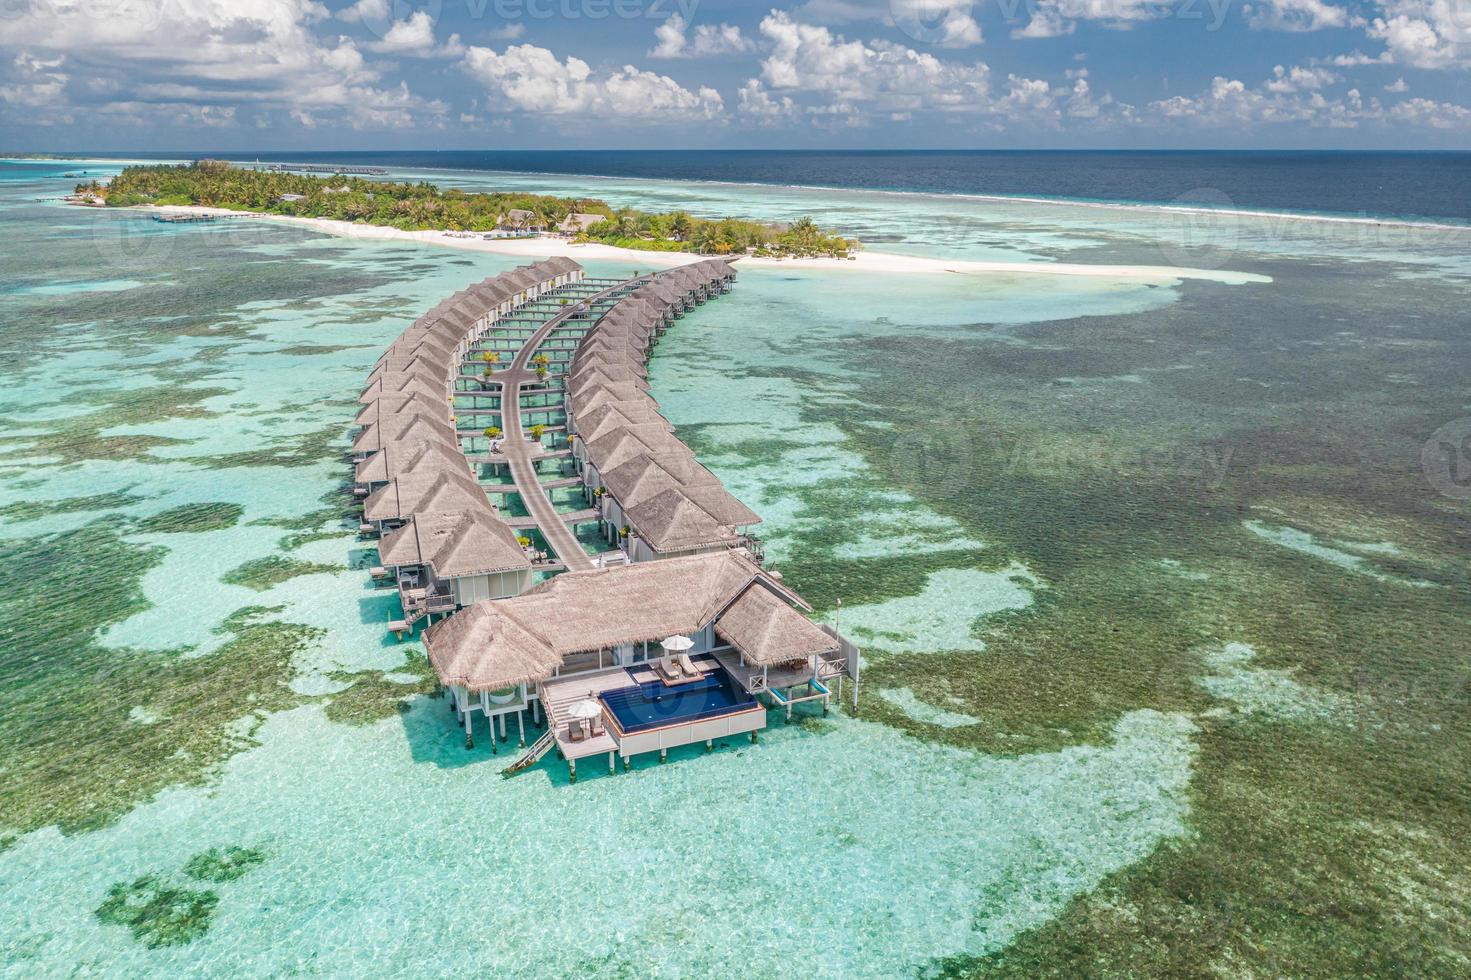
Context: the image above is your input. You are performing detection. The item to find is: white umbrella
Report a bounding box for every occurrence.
[661,635,694,654]
[660,635,696,677]
[566,698,602,720]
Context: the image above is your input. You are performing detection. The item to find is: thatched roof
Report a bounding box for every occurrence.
[569,381,654,412]
[378,509,529,578]
[354,439,466,484]
[422,605,561,691]
[358,375,448,405]
[541,256,583,276]
[424,549,809,690]
[363,469,491,522]
[558,213,604,232]
[582,424,686,474]
[351,413,455,454]
[501,268,539,293]
[715,584,838,666]
[624,487,738,553]
[574,403,671,444]
[568,365,649,391]
[680,484,763,528]
[355,392,447,427]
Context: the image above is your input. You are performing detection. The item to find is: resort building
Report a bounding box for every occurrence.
[558,212,605,235]
[351,255,858,778]
[425,549,856,779]
[378,510,533,612]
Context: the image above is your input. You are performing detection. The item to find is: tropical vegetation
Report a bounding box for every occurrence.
[84,161,858,258]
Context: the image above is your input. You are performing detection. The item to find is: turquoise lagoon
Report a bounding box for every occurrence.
[2,159,1468,975]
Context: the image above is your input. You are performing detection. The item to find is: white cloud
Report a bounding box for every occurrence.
[1385,76,1409,91]
[337,0,388,23]
[650,14,754,59]
[736,79,799,123]
[0,0,444,129]
[1367,1,1471,69]
[789,0,982,47]
[1067,74,1106,118]
[460,43,723,119]
[1265,64,1341,91]
[1327,49,1394,66]
[1246,0,1349,31]
[1388,95,1471,126]
[1148,67,1471,131]
[368,12,438,54]
[1002,75,1056,115]
[0,53,68,107]
[1014,0,1171,40]
[757,11,990,112]
[890,0,983,47]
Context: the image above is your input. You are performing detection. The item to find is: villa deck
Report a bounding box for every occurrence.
[537,653,753,773]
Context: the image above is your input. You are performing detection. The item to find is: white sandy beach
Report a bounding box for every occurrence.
[132,204,1271,285]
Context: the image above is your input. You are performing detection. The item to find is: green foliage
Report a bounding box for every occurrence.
[183,846,267,883]
[95,875,219,948]
[221,555,338,591]
[102,164,856,257]
[323,648,437,726]
[0,522,318,836]
[136,502,244,534]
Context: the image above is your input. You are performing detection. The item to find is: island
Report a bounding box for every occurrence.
[79,159,858,259]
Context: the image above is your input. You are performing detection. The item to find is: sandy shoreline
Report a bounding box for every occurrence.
[129,204,1271,285]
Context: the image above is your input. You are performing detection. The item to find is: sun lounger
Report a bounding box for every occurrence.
[678,653,700,677]
[568,719,585,742]
[590,713,605,736]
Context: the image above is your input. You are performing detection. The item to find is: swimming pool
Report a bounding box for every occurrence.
[601,668,757,734]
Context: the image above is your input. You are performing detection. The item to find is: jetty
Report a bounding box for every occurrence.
[350,255,859,780]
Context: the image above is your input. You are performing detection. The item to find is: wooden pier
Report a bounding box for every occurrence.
[474,276,647,573]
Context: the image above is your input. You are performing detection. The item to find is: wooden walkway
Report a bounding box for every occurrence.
[490,277,646,573]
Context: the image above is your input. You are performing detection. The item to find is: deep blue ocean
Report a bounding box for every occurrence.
[104,149,1471,224]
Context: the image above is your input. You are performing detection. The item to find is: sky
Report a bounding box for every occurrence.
[2,0,1470,150]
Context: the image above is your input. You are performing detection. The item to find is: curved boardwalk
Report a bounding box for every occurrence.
[492,276,646,572]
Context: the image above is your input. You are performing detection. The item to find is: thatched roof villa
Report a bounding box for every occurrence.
[347,255,856,778]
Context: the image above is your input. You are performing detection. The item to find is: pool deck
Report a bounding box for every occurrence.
[540,654,727,762]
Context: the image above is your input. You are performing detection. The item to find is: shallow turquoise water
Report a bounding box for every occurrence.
[2,158,1467,975]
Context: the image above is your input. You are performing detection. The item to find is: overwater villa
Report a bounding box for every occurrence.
[424,549,856,780]
[350,256,858,778]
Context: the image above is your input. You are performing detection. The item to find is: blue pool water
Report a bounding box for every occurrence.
[601,668,757,734]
